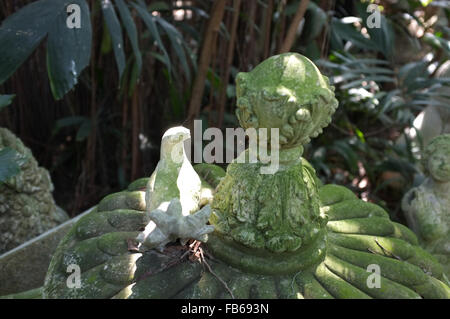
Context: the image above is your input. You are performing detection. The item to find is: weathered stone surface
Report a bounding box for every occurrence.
[0,128,69,254]
[42,178,450,298]
[213,53,337,253]
[0,208,92,295]
[145,127,202,216]
[137,127,208,250]
[42,53,450,299]
[235,53,338,148]
[402,134,450,278]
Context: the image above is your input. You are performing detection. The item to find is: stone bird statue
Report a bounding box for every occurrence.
[137,126,205,248]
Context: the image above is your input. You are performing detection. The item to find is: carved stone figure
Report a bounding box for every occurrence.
[137,127,209,250]
[212,53,337,254]
[0,128,68,254]
[402,134,450,278]
[41,53,449,299]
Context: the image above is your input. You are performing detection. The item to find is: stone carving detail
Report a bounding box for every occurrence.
[41,54,450,299]
[212,53,338,253]
[0,128,68,254]
[138,198,213,251]
[402,134,450,277]
[137,126,213,250]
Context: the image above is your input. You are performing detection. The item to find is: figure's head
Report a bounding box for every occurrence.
[235,53,338,149]
[423,134,450,182]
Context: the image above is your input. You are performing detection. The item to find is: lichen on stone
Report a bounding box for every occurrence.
[402,134,450,279]
[235,53,338,147]
[211,53,336,253]
[0,128,68,254]
[41,54,450,299]
[137,126,213,250]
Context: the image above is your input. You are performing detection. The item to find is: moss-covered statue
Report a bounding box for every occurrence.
[402,134,450,279]
[0,128,68,254]
[43,53,450,299]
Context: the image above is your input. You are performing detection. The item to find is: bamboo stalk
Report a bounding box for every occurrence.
[279,0,310,53]
[246,0,257,67]
[262,0,274,59]
[275,0,287,54]
[186,0,227,127]
[217,0,241,128]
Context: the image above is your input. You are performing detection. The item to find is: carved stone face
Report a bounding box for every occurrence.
[428,147,450,182]
[424,134,450,183]
[235,53,338,149]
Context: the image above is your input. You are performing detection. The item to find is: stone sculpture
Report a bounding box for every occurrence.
[136,126,211,250]
[402,134,450,278]
[42,53,450,298]
[0,128,68,254]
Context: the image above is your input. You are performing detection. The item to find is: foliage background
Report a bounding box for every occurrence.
[0,0,449,225]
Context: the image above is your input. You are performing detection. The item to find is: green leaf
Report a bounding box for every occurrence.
[0,94,15,110]
[330,18,379,52]
[0,0,92,99]
[52,115,86,135]
[100,22,113,54]
[354,128,366,143]
[101,0,126,80]
[423,32,450,56]
[398,61,428,86]
[46,0,92,100]
[148,52,167,64]
[132,0,171,74]
[76,118,92,141]
[0,0,58,84]
[359,67,395,75]
[128,59,140,96]
[407,78,450,93]
[115,0,142,77]
[341,76,395,89]
[377,89,402,115]
[0,147,28,183]
[329,140,360,174]
[299,2,327,44]
[343,58,390,66]
[52,115,91,141]
[410,100,450,109]
[155,16,190,81]
[355,3,395,59]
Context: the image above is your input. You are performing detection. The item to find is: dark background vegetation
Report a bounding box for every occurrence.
[0,0,449,225]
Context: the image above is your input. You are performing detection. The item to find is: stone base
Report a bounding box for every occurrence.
[0,208,93,296]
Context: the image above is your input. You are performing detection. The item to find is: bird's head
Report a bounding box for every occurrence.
[160,126,191,162]
[162,126,191,145]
